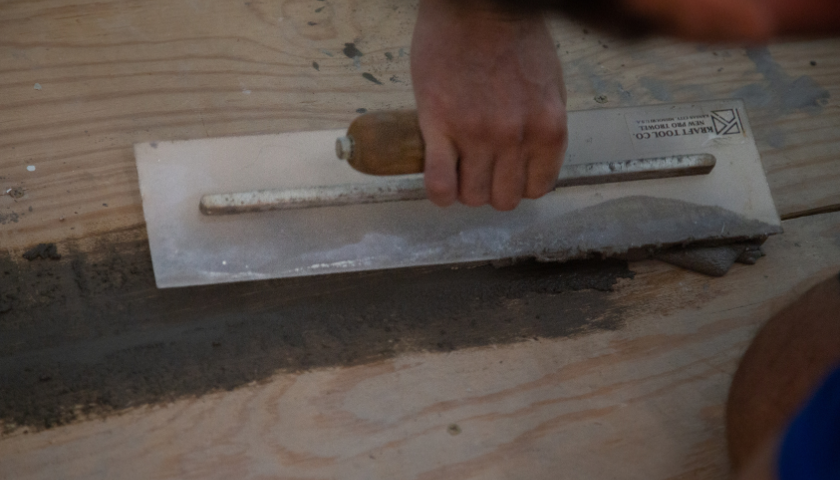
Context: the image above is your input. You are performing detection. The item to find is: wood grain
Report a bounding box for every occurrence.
[2,0,840,252]
[2,2,840,478]
[1,212,839,480]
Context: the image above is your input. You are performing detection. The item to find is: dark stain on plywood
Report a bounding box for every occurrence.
[362,72,382,85]
[343,42,363,59]
[0,228,634,433]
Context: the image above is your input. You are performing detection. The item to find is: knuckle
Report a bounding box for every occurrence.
[493,121,525,145]
[492,195,520,212]
[429,193,457,207]
[529,180,553,198]
[524,172,558,199]
[523,187,546,200]
[531,154,562,175]
[459,188,489,207]
[431,196,457,207]
[533,108,567,142]
[534,134,564,156]
[459,116,527,146]
[425,177,456,205]
[426,182,453,200]
[541,100,566,122]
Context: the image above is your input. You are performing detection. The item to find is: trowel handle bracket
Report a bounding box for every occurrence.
[199,153,715,215]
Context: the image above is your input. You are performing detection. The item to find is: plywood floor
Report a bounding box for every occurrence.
[1,1,839,478]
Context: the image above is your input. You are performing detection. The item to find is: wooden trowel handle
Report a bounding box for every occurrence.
[336,110,425,176]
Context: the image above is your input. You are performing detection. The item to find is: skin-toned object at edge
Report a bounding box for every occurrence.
[726,275,840,479]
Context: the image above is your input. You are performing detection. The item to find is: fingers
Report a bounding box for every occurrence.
[491,147,527,211]
[487,119,530,211]
[458,146,495,207]
[491,107,568,210]
[459,115,516,207]
[422,109,567,211]
[524,108,568,200]
[421,127,459,207]
[484,114,568,210]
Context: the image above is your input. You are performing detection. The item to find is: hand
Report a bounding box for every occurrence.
[410,0,567,211]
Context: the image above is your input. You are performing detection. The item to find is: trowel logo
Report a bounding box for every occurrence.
[710,109,742,135]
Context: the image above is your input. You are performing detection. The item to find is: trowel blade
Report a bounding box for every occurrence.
[135,100,781,288]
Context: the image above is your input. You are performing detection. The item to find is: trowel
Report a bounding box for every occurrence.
[135,100,781,288]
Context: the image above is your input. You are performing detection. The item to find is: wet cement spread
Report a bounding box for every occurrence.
[0,228,634,433]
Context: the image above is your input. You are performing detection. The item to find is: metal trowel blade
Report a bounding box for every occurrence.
[135,100,781,288]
